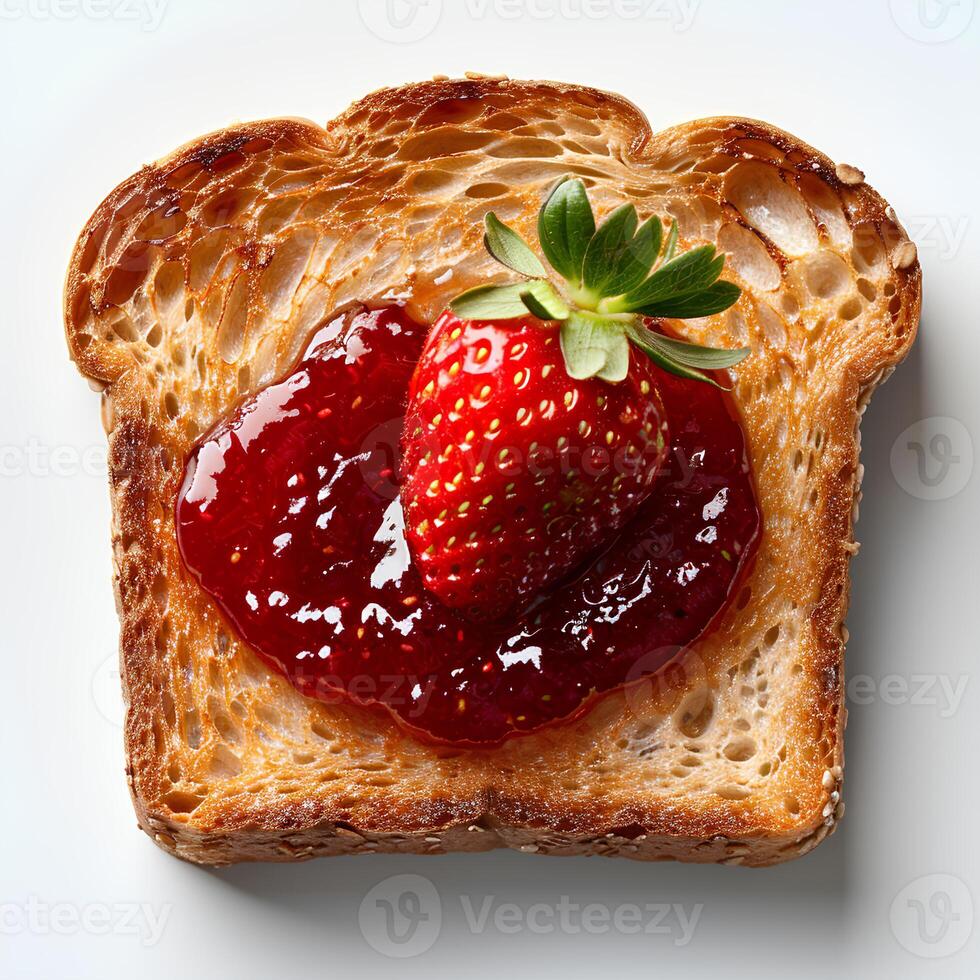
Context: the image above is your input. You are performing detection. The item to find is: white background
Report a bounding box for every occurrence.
[1,0,978,976]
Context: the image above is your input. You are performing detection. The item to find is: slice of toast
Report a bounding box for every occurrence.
[64,77,920,866]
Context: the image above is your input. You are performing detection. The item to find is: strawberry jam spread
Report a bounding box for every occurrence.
[176,306,760,745]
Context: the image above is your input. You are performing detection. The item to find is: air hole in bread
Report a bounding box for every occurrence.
[109,312,139,344]
[159,688,176,728]
[255,704,281,728]
[210,744,243,778]
[718,223,781,292]
[151,717,165,753]
[418,98,488,128]
[256,197,302,237]
[369,139,397,160]
[850,224,886,275]
[406,169,457,194]
[724,162,818,257]
[162,789,204,815]
[465,182,509,199]
[487,137,563,159]
[310,718,334,742]
[715,785,751,801]
[676,690,714,738]
[798,173,850,246]
[757,301,788,347]
[398,128,496,162]
[261,230,317,321]
[800,251,851,299]
[184,709,202,749]
[856,277,876,302]
[780,292,800,321]
[152,262,184,320]
[135,205,187,242]
[105,243,153,307]
[201,188,255,228]
[561,116,601,136]
[208,700,242,745]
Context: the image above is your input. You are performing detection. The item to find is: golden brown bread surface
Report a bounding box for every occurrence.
[63,77,920,866]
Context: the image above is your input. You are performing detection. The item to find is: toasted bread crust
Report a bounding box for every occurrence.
[64,77,919,866]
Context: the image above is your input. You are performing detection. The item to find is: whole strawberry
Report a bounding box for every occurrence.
[401,178,749,620]
[402,311,669,618]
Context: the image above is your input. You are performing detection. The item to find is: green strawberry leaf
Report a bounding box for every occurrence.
[483,212,546,279]
[627,323,750,369]
[560,313,630,383]
[626,323,749,388]
[450,282,538,320]
[519,281,570,320]
[636,280,743,319]
[615,246,724,312]
[581,204,638,298]
[450,280,569,321]
[537,177,596,284]
[660,220,679,263]
[601,215,663,299]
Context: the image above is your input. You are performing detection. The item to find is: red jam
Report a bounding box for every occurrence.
[176,306,760,745]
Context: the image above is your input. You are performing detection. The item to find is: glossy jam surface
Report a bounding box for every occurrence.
[176,307,760,744]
